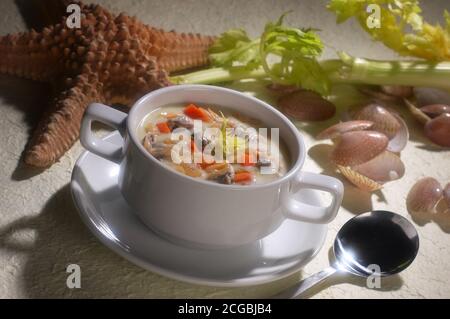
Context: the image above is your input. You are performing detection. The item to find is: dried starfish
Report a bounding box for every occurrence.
[0,1,214,167]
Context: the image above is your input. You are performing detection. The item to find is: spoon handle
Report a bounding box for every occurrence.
[273,267,337,299]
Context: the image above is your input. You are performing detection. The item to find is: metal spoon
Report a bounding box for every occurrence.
[274,210,419,299]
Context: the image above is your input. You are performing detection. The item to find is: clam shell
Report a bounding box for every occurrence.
[353,103,401,139]
[266,83,300,95]
[444,183,450,209]
[404,98,431,125]
[316,120,374,140]
[358,85,399,102]
[352,151,405,183]
[331,130,389,166]
[414,87,450,107]
[420,104,450,118]
[278,90,336,121]
[406,177,443,213]
[337,165,383,192]
[424,113,450,147]
[381,85,413,98]
[387,113,409,153]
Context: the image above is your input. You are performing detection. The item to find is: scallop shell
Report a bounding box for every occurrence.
[352,151,405,183]
[420,104,450,118]
[278,90,336,121]
[386,113,409,153]
[316,120,374,140]
[424,113,450,147]
[352,103,401,139]
[331,130,389,166]
[406,177,443,213]
[337,165,383,192]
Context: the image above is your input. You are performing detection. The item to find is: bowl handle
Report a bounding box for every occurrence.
[283,172,344,224]
[80,103,128,163]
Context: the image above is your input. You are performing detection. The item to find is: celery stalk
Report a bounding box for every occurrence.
[170,56,450,89]
[170,67,267,85]
[322,53,450,89]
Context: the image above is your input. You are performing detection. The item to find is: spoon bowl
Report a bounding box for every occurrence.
[334,210,419,277]
[275,210,419,298]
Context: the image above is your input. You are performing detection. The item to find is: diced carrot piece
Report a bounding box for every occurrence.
[156,122,171,133]
[198,107,211,122]
[200,160,215,169]
[200,155,215,169]
[234,171,253,183]
[184,104,210,121]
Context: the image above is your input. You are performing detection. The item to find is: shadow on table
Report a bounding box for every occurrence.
[307,143,383,215]
[408,200,450,233]
[0,75,52,180]
[0,184,302,298]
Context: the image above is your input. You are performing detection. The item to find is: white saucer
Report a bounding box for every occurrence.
[70,131,327,287]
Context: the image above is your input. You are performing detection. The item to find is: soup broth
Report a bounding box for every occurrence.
[138,103,289,185]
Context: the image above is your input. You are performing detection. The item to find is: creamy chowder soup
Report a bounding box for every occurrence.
[138,103,289,185]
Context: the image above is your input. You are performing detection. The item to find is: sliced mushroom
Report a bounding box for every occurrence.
[206,163,235,184]
[167,115,194,130]
[143,134,172,159]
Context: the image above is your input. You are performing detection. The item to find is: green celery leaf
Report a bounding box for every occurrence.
[327,0,450,61]
[209,29,261,69]
[260,13,330,95]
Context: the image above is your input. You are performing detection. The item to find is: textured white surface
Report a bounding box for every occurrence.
[0,0,449,298]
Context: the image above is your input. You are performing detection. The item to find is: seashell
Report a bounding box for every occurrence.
[358,85,399,102]
[444,183,450,209]
[352,103,401,139]
[352,151,405,183]
[414,87,450,107]
[419,104,450,118]
[278,90,336,121]
[330,130,389,166]
[386,113,409,153]
[404,98,431,125]
[316,120,374,140]
[424,113,450,147]
[406,177,443,213]
[337,165,383,192]
[381,85,413,98]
